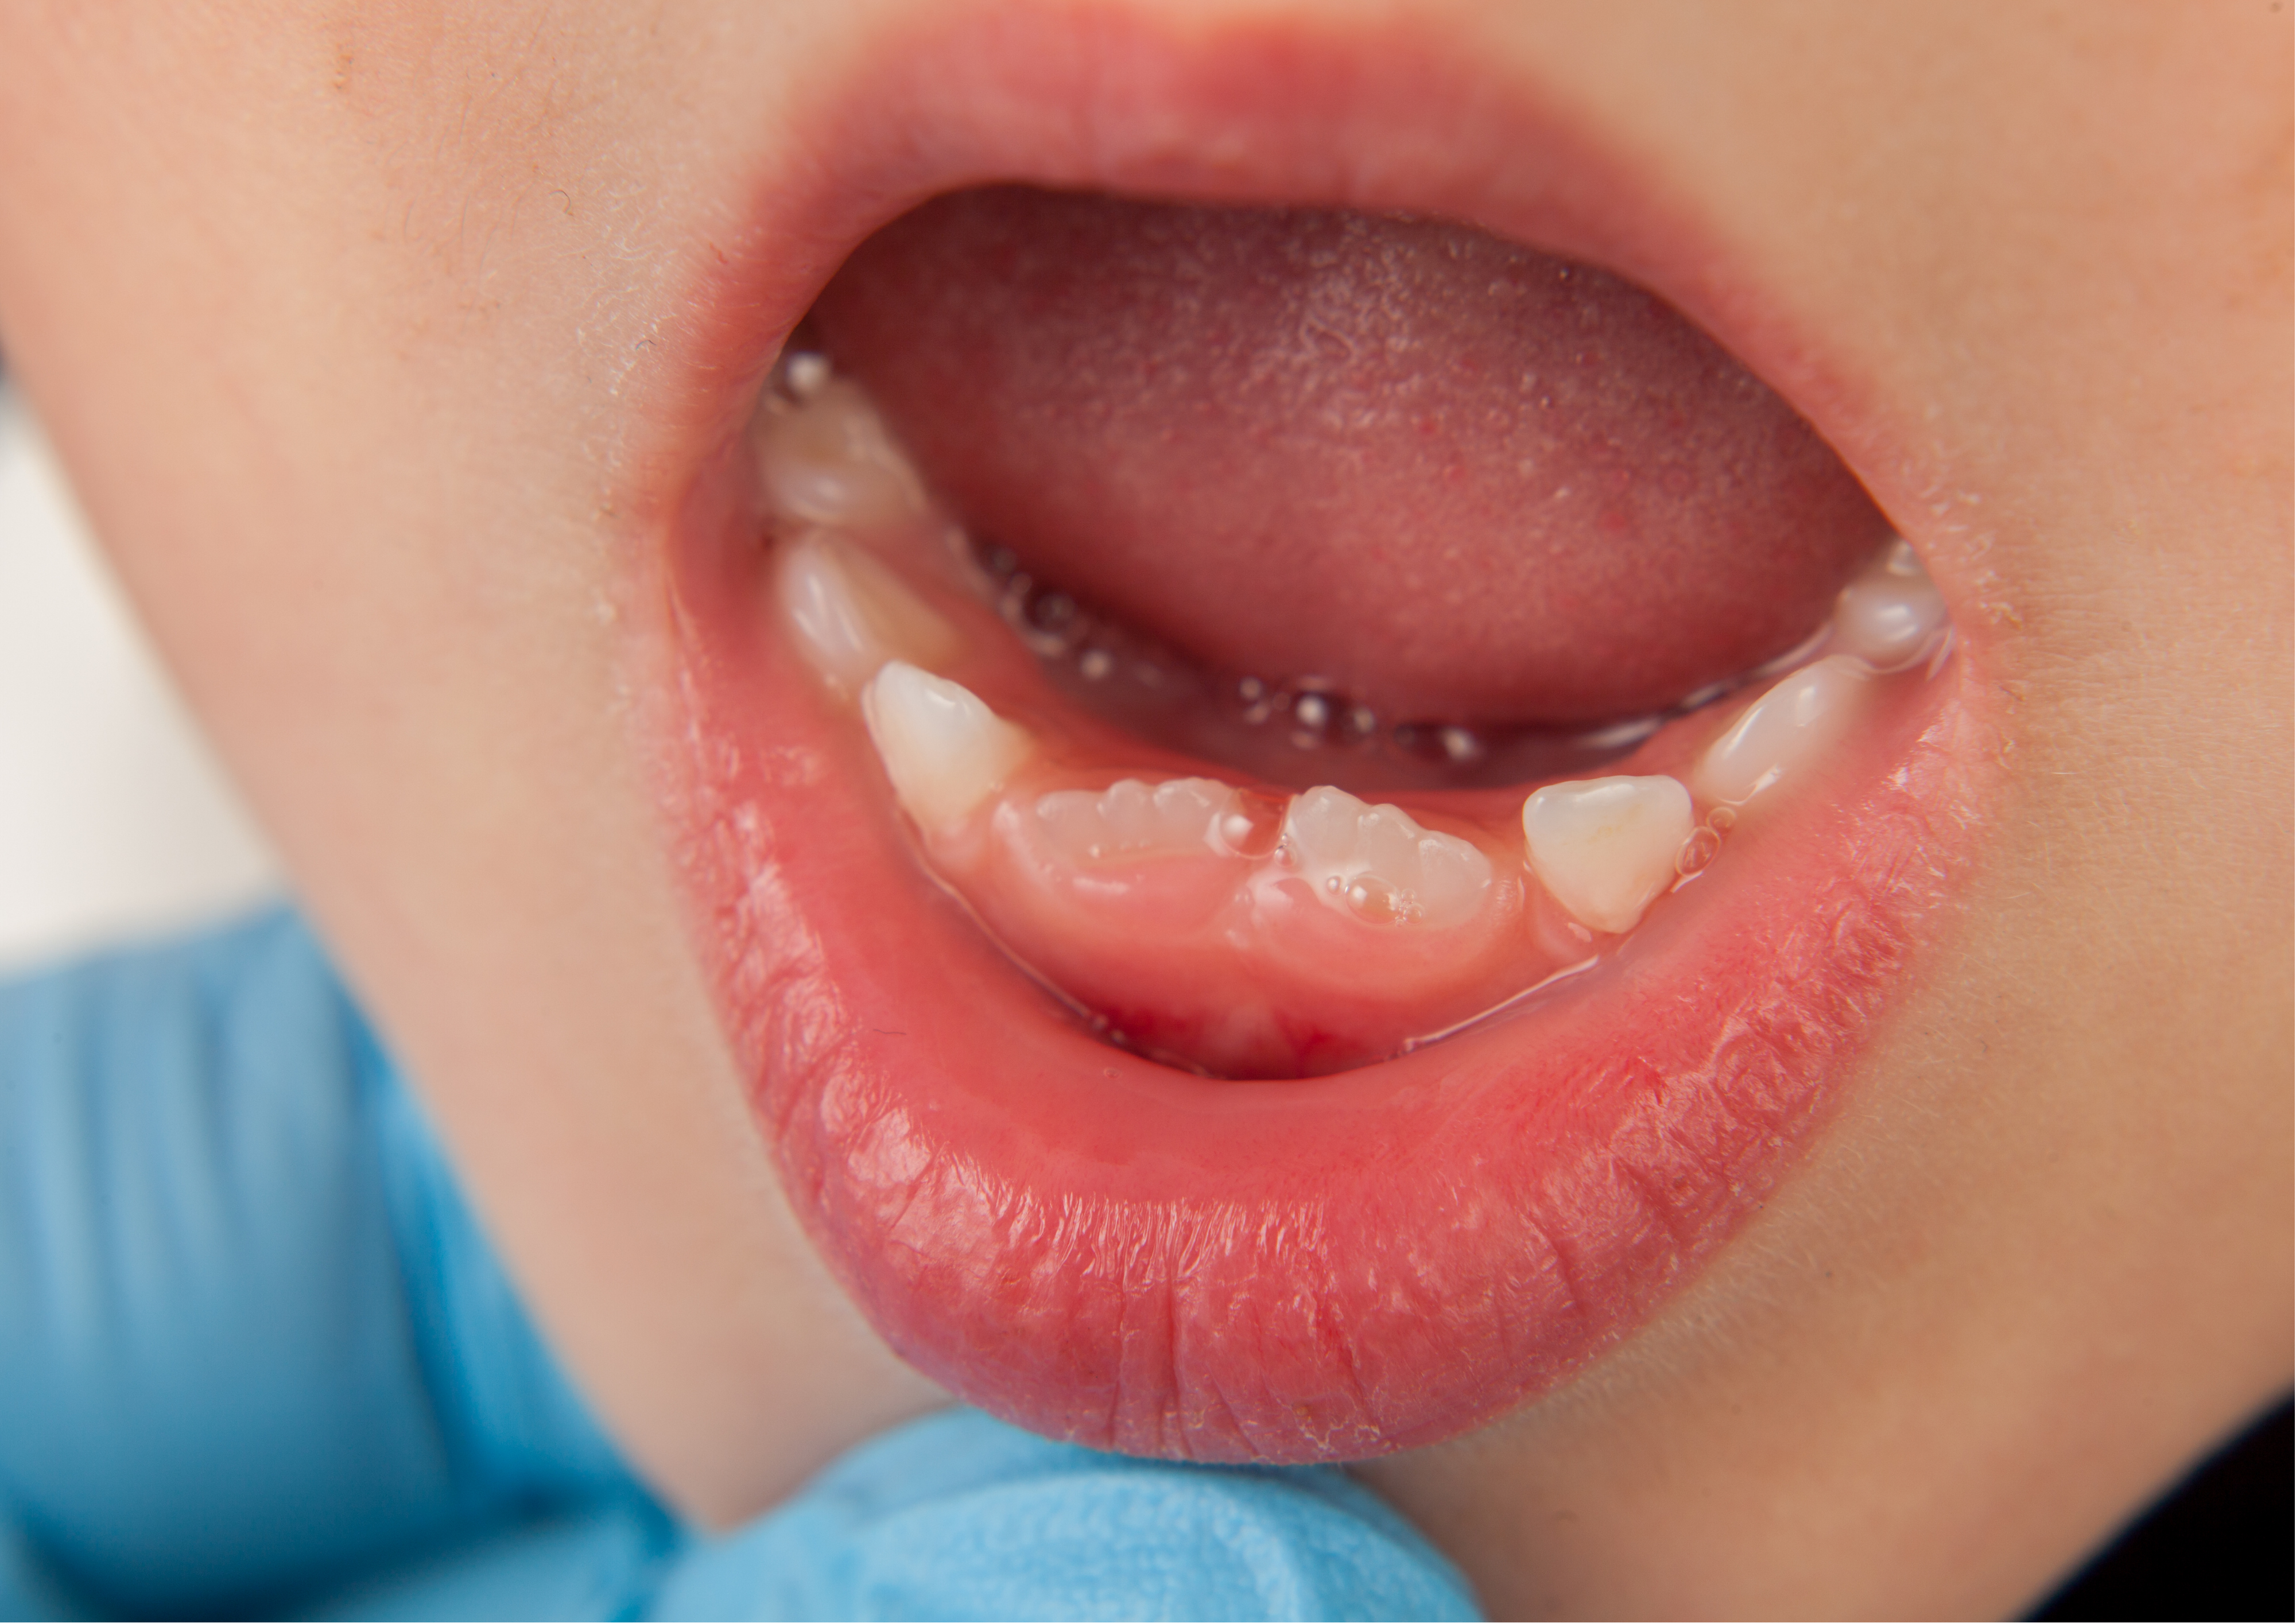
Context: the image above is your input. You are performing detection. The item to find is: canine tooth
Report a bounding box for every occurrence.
[861,662,1034,835]
[1831,539,1947,669]
[1521,775,1696,934]
[777,533,961,693]
[1282,786,1492,927]
[756,377,927,529]
[1034,778,1240,864]
[1692,655,1872,807]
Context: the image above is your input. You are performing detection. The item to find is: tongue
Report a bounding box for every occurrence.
[807,187,1891,727]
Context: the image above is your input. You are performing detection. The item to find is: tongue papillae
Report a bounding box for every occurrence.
[806,187,1893,728]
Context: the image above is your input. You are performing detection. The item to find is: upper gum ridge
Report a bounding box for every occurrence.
[753,353,1954,1078]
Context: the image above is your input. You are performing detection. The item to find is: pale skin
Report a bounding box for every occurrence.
[0,2,2286,1617]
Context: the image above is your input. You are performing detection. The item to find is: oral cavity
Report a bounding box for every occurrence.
[802,187,1904,727]
[751,355,1954,1078]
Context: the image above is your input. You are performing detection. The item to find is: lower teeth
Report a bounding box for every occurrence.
[754,347,1954,1074]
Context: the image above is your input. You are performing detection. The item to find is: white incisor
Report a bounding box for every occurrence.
[1521,775,1696,934]
[1282,786,1492,927]
[1692,655,1872,807]
[777,531,961,693]
[862,662,1035,836]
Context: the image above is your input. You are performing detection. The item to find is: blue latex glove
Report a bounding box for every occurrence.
[0,910,1481,1621]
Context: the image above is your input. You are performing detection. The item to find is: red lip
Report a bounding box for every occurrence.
[651,3,1995,1462]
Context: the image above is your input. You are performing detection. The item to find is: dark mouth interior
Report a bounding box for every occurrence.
[800,184,1892,789]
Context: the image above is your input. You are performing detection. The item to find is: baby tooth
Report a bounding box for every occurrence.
[1283,786,1492,928]
[1692,655,1871,807]
[1831,538,1947,669]
[757,377,928,529]
[1035,777,1241,863]
[862,662,1035,836]
[777,532,961,693]
[1521,775,1696,935]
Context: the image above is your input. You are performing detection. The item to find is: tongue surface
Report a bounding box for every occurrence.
[809,187,1890,726]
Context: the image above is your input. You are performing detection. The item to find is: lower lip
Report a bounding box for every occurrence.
[651,6,1994,1462]
[666,475,1982,1461]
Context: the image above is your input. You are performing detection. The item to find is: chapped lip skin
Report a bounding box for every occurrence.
[650,2,1997,1462]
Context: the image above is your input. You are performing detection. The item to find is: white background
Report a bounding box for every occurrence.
[0,385,282,972]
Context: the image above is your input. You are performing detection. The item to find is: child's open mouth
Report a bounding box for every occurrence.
[657,5,1995,1464]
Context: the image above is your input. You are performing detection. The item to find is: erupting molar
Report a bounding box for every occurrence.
[1281,787,1494,927]
[862,662,1035,837]
[1034,778,1243,864]
[777,531,962,693]
[1692,654,1872,807]
[755,373,928,530]
[1521,775,1696,935]
[1830,538,1948,670]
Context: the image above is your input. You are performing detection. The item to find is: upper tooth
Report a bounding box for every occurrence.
[777,531,960,693]
[1521,775,1695,934]
[1830,538,1947,669]
[1282,786,1492,927]
[1034,777,1241,863]
[756,377,927,530]
[861,662,1035,836]
[1692,654,1871,807]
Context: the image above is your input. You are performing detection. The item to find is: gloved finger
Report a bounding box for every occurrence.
[0,1515,99,1621]
[0,909,647,1617]
[643,1409,1483,1622]
[269,1500,682,1622]
[269,1408,1481,1622]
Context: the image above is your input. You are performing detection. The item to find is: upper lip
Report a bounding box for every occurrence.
[647,0,1989,1462]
